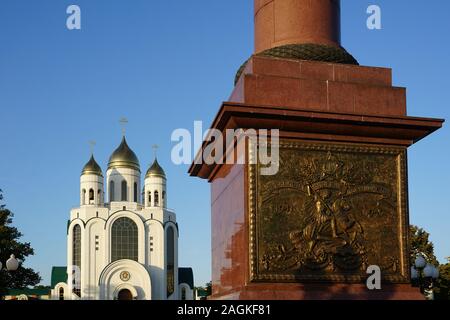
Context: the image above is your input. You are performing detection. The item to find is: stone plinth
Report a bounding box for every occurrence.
[189,56,443,300]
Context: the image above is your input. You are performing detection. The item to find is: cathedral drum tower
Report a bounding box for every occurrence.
[189,0,444,299]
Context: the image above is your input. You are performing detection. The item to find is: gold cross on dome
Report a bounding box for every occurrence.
[152,144,159,158]
[119,117,128,136]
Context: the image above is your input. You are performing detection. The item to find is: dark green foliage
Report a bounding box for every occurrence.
[410,225,449,300]
[409,225,439,266]
[0,189,41,298]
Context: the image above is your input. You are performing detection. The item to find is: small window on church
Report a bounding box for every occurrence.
[133,182,138,202]
[72,224,81,297]
[82,189,86,205]
[98,190,101,204]
[110,181,115,202]
[59,287,64,300]
[162,191,166,205]
[89,189,94,203]
[154,191,159,207]
[148,192,151,206]
[121,180,127,201]
[166,226,175,297]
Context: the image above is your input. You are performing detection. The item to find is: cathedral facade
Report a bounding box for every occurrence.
[50,136,194,300]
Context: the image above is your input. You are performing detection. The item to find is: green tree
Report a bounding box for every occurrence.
[0,189,41,298]
[34,285,51,290]
[205,281,212,296]
[193,282,212,300]
[409,225,450,300]
[409,225,438,266]
[435,258,450,300]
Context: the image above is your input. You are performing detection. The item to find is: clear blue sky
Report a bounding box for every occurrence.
[0,0,449,287]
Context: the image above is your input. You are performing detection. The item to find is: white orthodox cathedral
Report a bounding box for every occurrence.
[50,136,194,300]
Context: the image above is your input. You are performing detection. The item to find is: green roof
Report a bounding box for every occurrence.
[7,288,50,296]
[51,266,68,288]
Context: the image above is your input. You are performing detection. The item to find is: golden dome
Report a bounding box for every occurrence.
[145,158,166,179]
[108,137,140,172]
[81,155,103,177]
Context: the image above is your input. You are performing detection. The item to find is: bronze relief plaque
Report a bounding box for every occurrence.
[248,140,409,283]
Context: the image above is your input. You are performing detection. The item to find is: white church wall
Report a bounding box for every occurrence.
[146,219,165,300]
[70,207,109,223]
[67,220,84,299]
[80,174,104,206]
[51,282,69,300]
[144,177,166,208]
[98,260,152,300]
[106,167,141,203]
[85,218,105,299]
[179,283,194,300]
[64,204,182,300]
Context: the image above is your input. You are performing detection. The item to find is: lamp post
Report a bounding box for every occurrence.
[0,254,20,300]
[411,253,439,299]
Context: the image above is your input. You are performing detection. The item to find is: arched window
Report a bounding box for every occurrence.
[59,287,64,300]
[82,189,86,205]
[111,217,138,262]
[72,224,81,297]
[98,189,101,204]
[154,191,159,207]
[148,192,151,206]
[121,180,127,201]
[162,191,166,206]
[89,189,94,203]
[109,181,115,202]
[133,182,138,202]
[166,226,175,297]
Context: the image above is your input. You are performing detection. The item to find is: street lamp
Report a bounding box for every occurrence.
[0,254,19,300]
[411,253,439,299]
[0,254,19,272]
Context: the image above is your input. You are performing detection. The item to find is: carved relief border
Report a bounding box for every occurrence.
[248,139,410,283]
